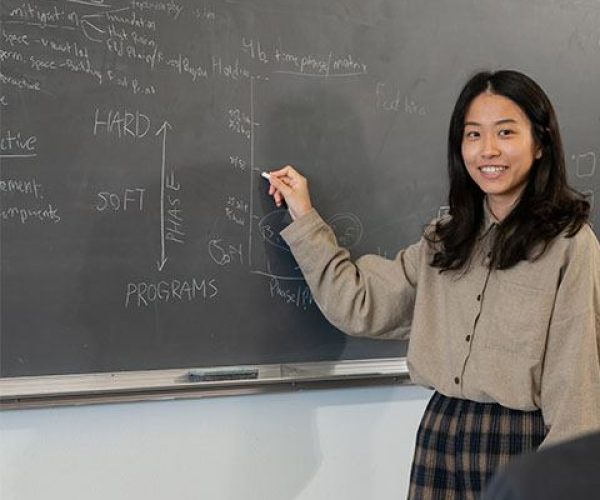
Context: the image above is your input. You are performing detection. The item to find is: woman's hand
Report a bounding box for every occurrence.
[266,165,313,221]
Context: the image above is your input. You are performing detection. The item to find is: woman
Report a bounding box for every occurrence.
[265,70,600,499]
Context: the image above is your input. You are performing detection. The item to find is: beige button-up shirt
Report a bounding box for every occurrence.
[280,205,600,446]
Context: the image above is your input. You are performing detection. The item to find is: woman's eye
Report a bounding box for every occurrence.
[465,130,479,139]
[499,129,514,137]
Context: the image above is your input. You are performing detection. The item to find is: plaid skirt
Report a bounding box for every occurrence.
[408,391,546,500]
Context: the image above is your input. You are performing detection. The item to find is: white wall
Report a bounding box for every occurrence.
[0,384,432,500]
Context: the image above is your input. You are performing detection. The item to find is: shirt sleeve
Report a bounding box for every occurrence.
[280,208,422,339]
[540,225,600,447]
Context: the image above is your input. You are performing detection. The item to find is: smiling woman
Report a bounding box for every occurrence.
[265,70,600,499]
[434,70,590,272]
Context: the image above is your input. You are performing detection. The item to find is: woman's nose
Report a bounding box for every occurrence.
[480,134,500,158]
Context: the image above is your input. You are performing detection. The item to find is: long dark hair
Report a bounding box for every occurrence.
[428,70,590,271]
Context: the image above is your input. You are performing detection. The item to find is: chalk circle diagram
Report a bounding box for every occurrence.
[258,210,364,251]
[327,213,364,248]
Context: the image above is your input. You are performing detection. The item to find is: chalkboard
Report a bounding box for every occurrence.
[1,0,599,400]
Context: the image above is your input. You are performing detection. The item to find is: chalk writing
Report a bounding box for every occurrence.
[8,2,67,29]
[0,204,61,223]
[332,54,366,74]
[275,46,331,76]
[96,189,145,211]
[105,38,161,70]
[124,277,218,307]
[229,155,247,172]
[257,210,291,252]
[106,69,156,95]
[572,151,597,178]
[274,41,367,77]
[0,178,43,198]
[241,37,269,63]
[103,9,157,31]
[0,70,40,91]
[208,239,243,266]
[131,0,184,20]
[226,195,248,213]
[0,47,25,63]
[269,276,313,310]
[212,56,251,80]
[404,97,427,116]
[60,57,103,84]
[130,30,157,48]
[165,52,208,82]
[0,130,37,154]
[193,3,216,22]
[375,82,426,116]
[225,195,248,226]
[2,29,30,47]
[165,170,184,244]
[106,23,129,42]
[34,36,89,59]
[29,54,58,71]
[93,108,151,138]
[227,108,257,140]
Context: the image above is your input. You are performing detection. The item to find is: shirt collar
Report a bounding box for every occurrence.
[481,197,499,237]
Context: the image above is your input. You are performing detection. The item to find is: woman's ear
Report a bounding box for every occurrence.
[535,147,542,160]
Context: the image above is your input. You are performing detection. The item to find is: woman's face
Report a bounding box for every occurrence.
[461,91,541,216]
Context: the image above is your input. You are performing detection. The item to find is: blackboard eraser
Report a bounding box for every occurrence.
[187,367,259,382]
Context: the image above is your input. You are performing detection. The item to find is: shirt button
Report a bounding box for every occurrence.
[465,335,471,342]
[476,294,481,301]
[454,377,460,385]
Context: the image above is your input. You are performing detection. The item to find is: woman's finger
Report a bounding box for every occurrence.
[269,165,298,182]
[268,174,292,196]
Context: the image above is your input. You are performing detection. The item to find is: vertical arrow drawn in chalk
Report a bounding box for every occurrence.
[156,121,173,271]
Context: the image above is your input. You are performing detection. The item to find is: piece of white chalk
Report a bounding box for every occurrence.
[261,171,271,180]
